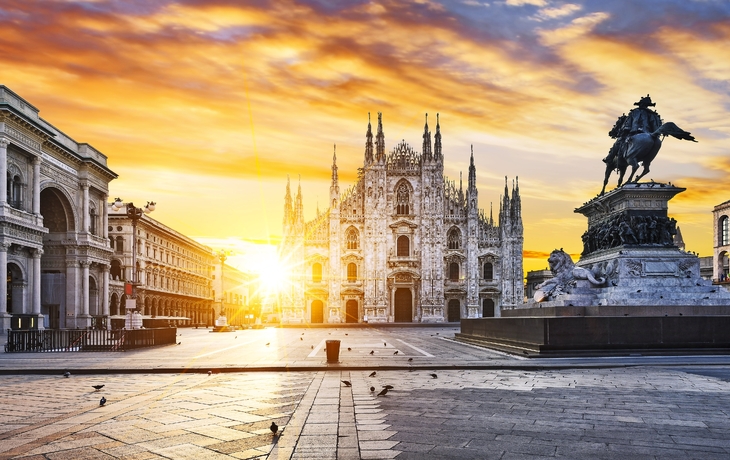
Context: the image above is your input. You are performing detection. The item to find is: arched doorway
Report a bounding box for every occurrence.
[345,300,358,323]
[447,299,460,322]
[110,293,119,316]
[311,300,324,323]
[482,298,495,317]
[394,288,412,322]
[7,263,24,315]
[40,188,73,233]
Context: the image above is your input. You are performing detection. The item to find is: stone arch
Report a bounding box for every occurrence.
[110,292,119,316]
[7,262,25,315]
[394,179,412,216]
[40,185,77,233]
[720,216,729,246]
[447,226,461,250]
[346,226,359,250]
[110,259,123,281]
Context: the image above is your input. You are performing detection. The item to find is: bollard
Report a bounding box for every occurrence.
[326,340,341,363]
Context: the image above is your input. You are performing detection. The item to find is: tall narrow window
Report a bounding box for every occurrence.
[447,227,461,250]
[312,263,322,283]
[721,216,729,246]
[483,262,493,280]
[89,206,97,235]
[396,183,410,215]
[346,227,359,250]
[115,236,124,253]
[449,262,459,281]
[347,263,357,282]
[397,235,409,257]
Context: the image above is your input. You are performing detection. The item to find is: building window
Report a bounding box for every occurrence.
[396,183,410,215]
[347,263,357,282]
[483,262,493,280]
[346,227,359,250]
[721,216,729,246]
[449,262,459,281]
[7,173,23,209]
[397,235,409,257]
[89,206,97,235]
[115,236,124,253]
[447,227,461,250]
[312,263,322,283]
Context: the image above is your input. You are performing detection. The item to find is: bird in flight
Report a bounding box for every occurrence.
[270,421,279,434]
[92,385,104,391]
[341,380,352,387]
[266,342,270,346]
[99,397,107,406]
[368,371,377,377]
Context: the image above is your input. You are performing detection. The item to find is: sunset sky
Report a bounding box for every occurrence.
[2,0,729,275]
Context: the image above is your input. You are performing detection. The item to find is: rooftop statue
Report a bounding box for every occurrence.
[600,95,696,195]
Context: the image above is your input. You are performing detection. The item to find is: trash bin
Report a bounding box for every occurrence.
[326,340,341,363]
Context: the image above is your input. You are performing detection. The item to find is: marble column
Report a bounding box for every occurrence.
[66,260,78,328]
[81,183,89,233]
[32,156,41,215]
[32,248,44,329]
[102,264,110,317]
[0,138,8,203]
[81,261,90,316]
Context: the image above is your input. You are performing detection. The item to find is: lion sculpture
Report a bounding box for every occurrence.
[534,249,606,302]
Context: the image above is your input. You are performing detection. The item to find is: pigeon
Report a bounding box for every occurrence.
[266,342,270,346]
[377,388,388,396]
[382,385,394,390]
[208,370,212,376]
[408,358,413,362]
[99,397,106,406]
[63,371,70,378]
[341,380,352,387]
[301,332,304,335]
[384,342,387,347]
[393,351,399,355]
[368,371,377,377]
[300,337,303,341]
[347,347,352,351]
[369,350,374,355]
[92,385,104,391]
[177,342,181,345]
[345,333,348,336]
[370,386,375,392]
[270,421,279,434]
[311,345,314,349]
[429,373,438,379]
[235,336,237,339]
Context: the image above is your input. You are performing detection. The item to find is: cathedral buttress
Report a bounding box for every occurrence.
[466,147,479,311]
[329,145,342,317]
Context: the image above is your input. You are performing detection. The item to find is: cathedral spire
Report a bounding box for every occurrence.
[422,113,432,161]
[365,112,374,164]
[376,112,385,163]
[489,202,494,226]
[468,145,476,191]
[511,176,522,227]
[434,113,442,161]
[295,176,303,224]
[331,144,338,185]
[284,175,293,225]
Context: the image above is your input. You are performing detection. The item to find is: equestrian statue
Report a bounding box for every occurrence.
[600,95,696,195]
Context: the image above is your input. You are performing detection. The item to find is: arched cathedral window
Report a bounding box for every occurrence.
[449,262,460,281]
[346,227,359,250]
[347,263,357,282]
[721,216,729,246]
[7,170,23,209]
[312,263,322,283]
[483,262,493,280]
[396,183,410,215]
[447,227,461,250]
[397,235,409,257]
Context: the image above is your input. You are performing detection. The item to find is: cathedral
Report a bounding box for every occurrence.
[279,113,523,324]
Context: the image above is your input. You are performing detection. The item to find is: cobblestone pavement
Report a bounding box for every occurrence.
[2,366,730,459]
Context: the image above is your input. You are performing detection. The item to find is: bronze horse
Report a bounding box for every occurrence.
[600,122,696,195]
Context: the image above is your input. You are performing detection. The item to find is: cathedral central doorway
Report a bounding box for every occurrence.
[447,299,461,322]
[311,300,324,323]
[345,300,358,323]
[394,288,412,322]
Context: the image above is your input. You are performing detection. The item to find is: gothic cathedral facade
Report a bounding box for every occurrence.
[280,114,523,323]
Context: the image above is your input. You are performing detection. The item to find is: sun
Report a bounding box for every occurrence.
[252,255,291,300]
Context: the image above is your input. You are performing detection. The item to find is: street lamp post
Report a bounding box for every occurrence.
[111,198,155,318]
